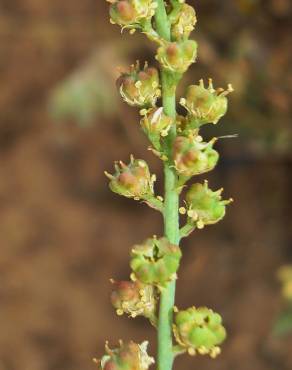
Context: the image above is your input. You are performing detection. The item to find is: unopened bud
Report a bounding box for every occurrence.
[180,79,234,125]
[156,40,197,74]
[130,237,182,287]
[171,4,197,41]
[185,181,232,227]
[105,156,155,199]
[173,306,226,358]
[117,62,161,107]
[173,135,219,177]
[97,341,154,370]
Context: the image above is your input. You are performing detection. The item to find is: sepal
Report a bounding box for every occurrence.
[173,306,226,358]
[130,237,182,288]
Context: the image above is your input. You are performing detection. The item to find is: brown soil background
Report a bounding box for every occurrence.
[0,1,291,370]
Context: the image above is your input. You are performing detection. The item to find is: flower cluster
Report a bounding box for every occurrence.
[117,62,161,107]
[108,0,157,30]
[173,307,226,358]
[96,341,154,370]
[180,79,234,127]
[110,279,157,324]
[181,181,232,229]
[130,237,182,288]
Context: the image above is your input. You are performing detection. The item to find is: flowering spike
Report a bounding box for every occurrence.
[173,307,226,358]
[130,237,182,288]
[117,63,161,107]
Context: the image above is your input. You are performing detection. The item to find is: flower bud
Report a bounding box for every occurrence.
[180,79,234,125]
[105,156,155,200]
[130,237,182,287]
[185,181,232,228]
[156,40,197,74]
[108,0,157,29]
[140,107,173,138]
[97,341,154,370]
[173,307,226,358]
[110,280,157,323]
[171,4,197,41]
[117,62,161,107]
[173,135,219,177]
[277,265,292,301]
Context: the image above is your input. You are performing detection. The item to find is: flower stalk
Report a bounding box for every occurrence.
[98,1,234,370]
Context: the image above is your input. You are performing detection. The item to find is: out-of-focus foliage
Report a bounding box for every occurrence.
[274,265,292,336]
[48,49,118,126]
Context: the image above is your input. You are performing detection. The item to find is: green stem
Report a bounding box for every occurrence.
[155,2,180,370]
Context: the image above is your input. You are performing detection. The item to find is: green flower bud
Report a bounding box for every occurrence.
[171,4,197,41]
[117,62,161,107]
[156,40,197,74]
[173,135,219,177]
[105,155,156,200]
[110,280,157,324]
[173,307,227,358]
[108,0,157,29]
[97,340,154,370]
[180,79,234,125]
[185,181,232,229]
[140,107,173,138]
[130,237,182,287]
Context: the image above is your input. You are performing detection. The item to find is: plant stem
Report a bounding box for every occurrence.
[155,2,180,370]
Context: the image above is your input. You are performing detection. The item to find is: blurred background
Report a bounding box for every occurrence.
[0,0,291,369]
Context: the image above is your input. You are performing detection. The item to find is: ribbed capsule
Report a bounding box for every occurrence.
[173,307,226,358]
